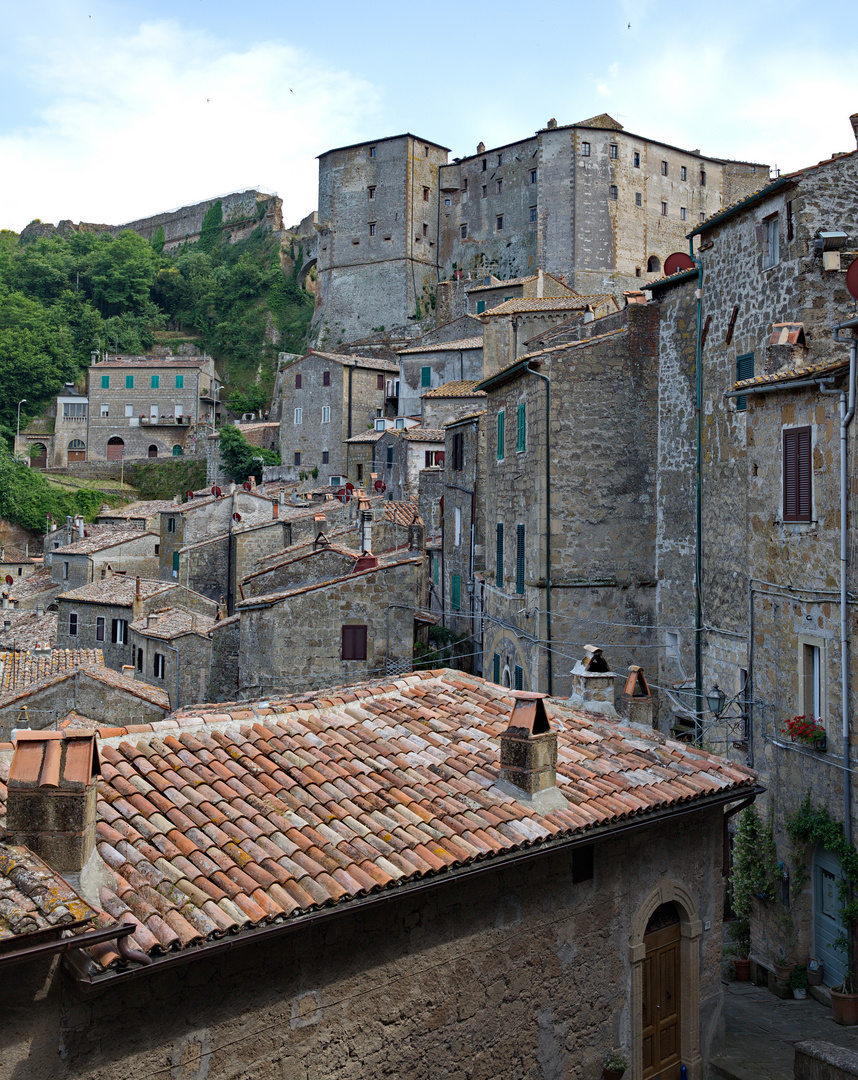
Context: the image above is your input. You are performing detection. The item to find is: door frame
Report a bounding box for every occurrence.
[630,879,702,1080]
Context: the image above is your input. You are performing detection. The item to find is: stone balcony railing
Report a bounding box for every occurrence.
[139,416,190,426]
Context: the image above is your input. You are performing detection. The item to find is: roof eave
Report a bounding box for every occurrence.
[687,175,797,238]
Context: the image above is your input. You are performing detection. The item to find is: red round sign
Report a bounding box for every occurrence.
[846,257,858,303]
[374,480,386,493]
[337,488,351,504]
[663,252,696,277]
[5,575,12,586]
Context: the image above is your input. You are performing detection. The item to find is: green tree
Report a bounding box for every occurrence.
[218,424,279,482]
[88,230,158,316]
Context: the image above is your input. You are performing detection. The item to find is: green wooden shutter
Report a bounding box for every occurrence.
[101,375,109,389]
[496,523,504,587]
[451,574,461,611]
[514,666,523,690]
[496,410,505,460]
[516,402,526,452]
[126,375,134,389]
[421,366,431,388]
[477,300,486,314]
[736,353,754,410]
[151,375,160,389]
[175,374,184,388]
[493,653,500,683]
[516,523,525,594]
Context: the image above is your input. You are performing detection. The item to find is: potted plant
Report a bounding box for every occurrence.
[790,965,809,999]
[773,947,794,983]
[726,918,751,980]
[782,715,826,750]
[603,1051,628,1080]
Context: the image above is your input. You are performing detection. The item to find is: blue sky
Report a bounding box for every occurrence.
[1,0,856,232]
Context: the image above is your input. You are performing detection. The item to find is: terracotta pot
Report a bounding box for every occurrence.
[603,1070,625,1080]
[773,963,794,982]
[831,989,858,1026]
[734,958,751,981]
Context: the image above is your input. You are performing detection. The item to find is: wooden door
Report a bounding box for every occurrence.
[642,904,682,1080]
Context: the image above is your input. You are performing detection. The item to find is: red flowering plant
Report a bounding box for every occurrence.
[782,715,826,746]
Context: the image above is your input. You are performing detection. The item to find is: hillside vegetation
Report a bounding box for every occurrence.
[0,206,313,445]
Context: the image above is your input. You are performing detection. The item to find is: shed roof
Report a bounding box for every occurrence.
[57,578,174,606]
[479,296,614,317]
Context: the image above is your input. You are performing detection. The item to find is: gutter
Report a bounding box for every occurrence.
[70,782,763,992]
[724,375,839,399]
[688,241,705,736]
[0,920,137,971]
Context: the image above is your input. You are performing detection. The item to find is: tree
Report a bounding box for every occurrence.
[218,424,279,482]
[87,230,158,317]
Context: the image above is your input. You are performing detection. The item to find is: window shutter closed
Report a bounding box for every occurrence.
[784,427,812,521]
[342,625,368,660]
[517,403,526,452]
[421,366,431,388]
[496,411,505,459]
[496,523,504,587]
[451,574,461,611]
[516,523,526,594]
[736,353,754,411]
[111,619,118,644]
[493,653,500,683]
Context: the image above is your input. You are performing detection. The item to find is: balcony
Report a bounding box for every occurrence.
[139,415,190,426]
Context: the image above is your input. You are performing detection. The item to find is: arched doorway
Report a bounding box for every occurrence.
[813,847,848,987]
[107,436,125,461]
[647,255,661,274]
[172,444,183,457]
[29,443,47,469]
[67,439,86,463]
[642,903,681,1079]
[148,444,159,459]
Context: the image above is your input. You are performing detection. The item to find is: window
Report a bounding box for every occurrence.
[699,212,705,224]
[422,223,428,238]
[735,353,754,410]
[323,370,331,386]
[175,403,183,418]
[633,151,640,168]
[680,207,687,221]
[369,222,376,236]
[451,573,461,611]
[800,640,823,720]
[496,409,505,460]
[635,192,642,208]
[425,450,443,467]
[529,207,537,223]
[422,187,429,202]
[530,169,537,184]
[125,375,134,389]
[452,432,464,471]
[111,618,127,645]
[514,666,523,691]
[369,146,376,158]
[764,214,779,269]
[424,146,429,157]
[482,158,487,171]
[680,165,687,181]
[463,178,468,192]
[100,404,109,417]
[153,653,166,679]
[322,406,330,423]
[394,417,405,429]
[571,845,595,883]
[647,256,661,273]
[125,403,133,418]
[609,144,618,159]
[461,223,468,239]
[136,648,143,672]
[493,653,501,683]
[497,153,503,165]
[432,553,439,584]
[377,373,384,390]
[172,550,179,578]
[496,179,503,195]
[661,160,668,176]
[481,185,487,198]
[355,462,362,480]
[342,625,367,660]
[496,523,504,587]
[101,375,110,389]
[167,516,176,533]
[496,215,503,231]
[63,402,87,417]
[386,446,394,467]
[581,141,590,156]
[322,450,329,464]
[421,366,431,388]
[294,407,302,424]
[783,426,812,522]
[444,198,451,207]
[516,402,526,452]
[175,375,184,389]
[700,169,706,186]
[62,561,69,580]
[151,375,160,388]
[96,616,105,643]
[69,611,78,636]
[787,200,794,243]
[516,523,525,594]
[294,451,301,466]
[609,185,618,200]
[454,507,461,547]
[661,201,668,216]
[368,186,376,200]
[375,418,387,431]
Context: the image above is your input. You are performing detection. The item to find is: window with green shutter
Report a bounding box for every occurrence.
[126,375,134,389]
[516,523,525,594]
[514,666,523,690]
[516,402,526,452]
[736,353,754,410]
[101,375,109,389]
[433,553,439,584]
[477,300,486,314]
[172,551,179,578]
[496,523,504,588]
[496,409,505,460]
[493,653,500,683]
[151,375,160,389]
[175,374,184,389]
[421,366,431,388]
[451,574,461,611]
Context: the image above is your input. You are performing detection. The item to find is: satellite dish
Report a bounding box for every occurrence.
[345,482,355,492]
[211,485,222,498]
[232,512,242,522]
[243,481,252,490]
[185,490,194,500]
[374,480,386,493]
[5,575,12,586]
[337,488,351,504]
[663,252,696,277]
[846,257,858,303]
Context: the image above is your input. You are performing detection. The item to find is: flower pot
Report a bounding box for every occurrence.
[734,958,751,981]
[831,989,858,1026]
[793,987,807,999]
[603,1070,625,1080]
[808,960,824,986]
[773,962,794,983]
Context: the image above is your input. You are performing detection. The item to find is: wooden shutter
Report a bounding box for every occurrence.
[342,625,368,660]
[496,523,504,587]
[421,366,431,388]
[493,653,500,683]
[516,523,526,594]
[514,665,523,690]
[517,403,526,452]
[736,353,754,411]
[111,619,118,644]
[451,574,461,611]
[783,426,812,522]
[497,410,505,460]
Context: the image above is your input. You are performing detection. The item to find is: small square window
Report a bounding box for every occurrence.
[368,186,376,199]
[699,212,705,224]
[461,223,468,239]
[661,201,668,216]
[444,198,451,207]
[496,215,503,231]
[369,222,376,236]
[530,169,537,184]
[529,206,537,223]
[481,185,487,198]
[100,404,109,417]
[635,192,642,207]
[661,160,668,176]
[581,141,590,156]
[633,151,640,168]
[496,179,503,194]
[609,144,618,159]
[101,375,109,389]
[609,185,618,200]
[481,158,487,171]
[680,207,687,221]
[681,166,687,181]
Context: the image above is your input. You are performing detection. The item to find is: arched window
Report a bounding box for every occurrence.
[647,255,661,274]
[107,436,125,461]
[148,444,158,458]
[172,445,183,457]
[67,439,86,463]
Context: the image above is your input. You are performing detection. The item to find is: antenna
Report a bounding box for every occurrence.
[663,252,696,276]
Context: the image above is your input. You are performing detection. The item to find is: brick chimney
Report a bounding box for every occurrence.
[6,731,101,878]
[622,665,654,728]
[569,645,618,717]
[498,691,567,811]
[132,576,144,620]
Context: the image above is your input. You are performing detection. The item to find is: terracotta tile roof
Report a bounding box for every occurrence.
[479,296,614,317]
[733,357,848,391]
[400,428,446,443]
[57,577,174,606]
[0,843,98,943]
[444,410,487,426]
[130,608,217,641]
[476,328,627,390]
[0,669,754,971]
[54,529,157,556]
[0,662,170,713]
[0,611,58,652]
[384,500,422,527]
[398,337,483,355]
[769,322,807,347]
[4,568,59,604]
[0,649,104,692]
[92,356,212,369]
[238,555,423,608]
[345,430,384,444]
[9,729,101,787]
[420,380,486,398]
[241,545,359,588]
[99,501,178,520]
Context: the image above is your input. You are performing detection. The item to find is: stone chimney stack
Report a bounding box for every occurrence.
[569,645,618,717]
[498,691,567,811]
[622,665,654,728]
[132,576,144,621]
[6,731,101,877]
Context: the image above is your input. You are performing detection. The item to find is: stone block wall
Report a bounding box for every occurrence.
[130,628,212,709]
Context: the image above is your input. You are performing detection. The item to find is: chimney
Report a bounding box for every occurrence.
[569,645,618,717]
[132,576,144,620]
[76,515,84,539]
[6,731,101,879]
[498,691,567,811]
[272,500,279,519]
[622,665,654,728]
[122,664,136,678]
[537,268,544,298]
[851,112,858,148]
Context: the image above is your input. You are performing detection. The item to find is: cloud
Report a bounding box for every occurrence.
[0,19,380,231]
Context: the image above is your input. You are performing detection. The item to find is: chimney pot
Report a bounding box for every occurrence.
[498,691,567,810]
[570,645,618,717]
[272,501,279,519]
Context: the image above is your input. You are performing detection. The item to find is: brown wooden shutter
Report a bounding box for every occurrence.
[341,625,367,660]
[783,426,812,522]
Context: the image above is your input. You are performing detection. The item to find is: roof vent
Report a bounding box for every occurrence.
[497,691,568,811]
[569,645,618,717]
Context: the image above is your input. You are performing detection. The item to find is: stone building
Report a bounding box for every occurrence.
[0,673,758,1080]
[128,606,217,709]
[277,350,398,484]
[0,546,39,582]
[374,427,446,500]
[397,338,484,418]
[420,381,487,429]
[464,269,576,315]
[343,428,383,488]
[95,499,183,531]
[18,383,90,469]
[50,528,160,591]
[84,352,221,462]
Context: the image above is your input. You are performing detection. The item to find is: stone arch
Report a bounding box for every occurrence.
[647,255,661,274]
[29,443,47,468]
[628,878,703,1080]
[297,257,317,294]
[67,439,86,463]
[107,436,125,461]
[148,444,159,458]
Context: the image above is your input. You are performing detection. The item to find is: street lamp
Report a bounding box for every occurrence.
[16,399,26,460]
[706,683,727,717]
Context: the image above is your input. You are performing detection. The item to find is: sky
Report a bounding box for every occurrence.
[1,0,856,233]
